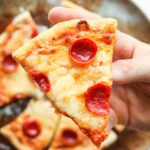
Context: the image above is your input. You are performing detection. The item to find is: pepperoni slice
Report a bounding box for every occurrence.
[61,129,78,146]
[30,71,50,92]
[77,20,89,31]
[85,83,110,115]
[2,53,18,73]
[22,118,41,138]
[69,38,97,65]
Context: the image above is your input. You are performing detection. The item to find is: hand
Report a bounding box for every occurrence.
[48,7,150,131]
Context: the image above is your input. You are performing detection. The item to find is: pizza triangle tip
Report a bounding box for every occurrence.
[12,18,117,145]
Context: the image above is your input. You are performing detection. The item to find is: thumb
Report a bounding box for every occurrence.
[112,56,150,84]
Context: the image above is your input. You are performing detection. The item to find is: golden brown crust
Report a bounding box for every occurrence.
[13,19,116,63]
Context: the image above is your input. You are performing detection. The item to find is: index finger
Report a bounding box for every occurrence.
[48,7,99,24]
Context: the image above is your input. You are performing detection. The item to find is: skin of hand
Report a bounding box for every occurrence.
[48,7,150,131]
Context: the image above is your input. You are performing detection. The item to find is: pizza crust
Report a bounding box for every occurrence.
[13,19,116,62]
[0,99,59,150]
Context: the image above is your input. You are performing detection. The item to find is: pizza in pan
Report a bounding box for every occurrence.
[50,115,97,150]
[0,11,43,106]
[13,19,117,145]
[0,99,59,150]
[50,115,117,150]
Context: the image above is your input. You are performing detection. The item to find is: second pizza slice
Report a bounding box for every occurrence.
[50,115,97,150]
[0,99,59,150]
[0,11,43,106]
[13,19,117,145]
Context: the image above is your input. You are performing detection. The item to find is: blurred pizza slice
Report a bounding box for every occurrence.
[0,11,43,106]
[0,99,59,150]
[50,116,117,150]
[50,115,97,150]
[13,19,117,145]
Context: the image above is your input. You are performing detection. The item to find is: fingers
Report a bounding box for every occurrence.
[48,7,99,24]
[114,31,150,61]
[110,85,129,125]
[113,31,137,61]
[113,56,150,84]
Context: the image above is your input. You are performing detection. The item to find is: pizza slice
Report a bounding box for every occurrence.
[50,115,97,150]
[0,11,43,106]
[0,99,59,150]
[13,19,117,145]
